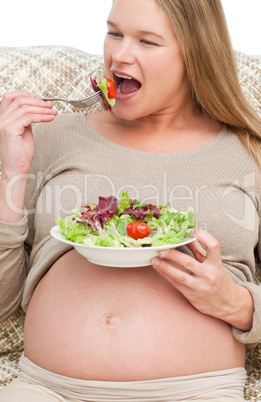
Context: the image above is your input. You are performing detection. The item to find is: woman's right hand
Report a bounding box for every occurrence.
[0,91,58,181]
[0,91,58,222]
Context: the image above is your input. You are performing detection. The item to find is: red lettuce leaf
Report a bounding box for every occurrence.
[121,201,161,220]
[90,76,112,111]
[78,196,119,233]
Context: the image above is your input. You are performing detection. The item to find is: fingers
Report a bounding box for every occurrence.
[151,231,229,319]
[185,237,207,262]
[151,230,222,279]
[0,91,58,179]
[1,91,56,114]
[1,91,58,135]
[1,91,36,107]
[151,254,196,289]
[11,103,58,128]
[154,248,201,276]
[156,230,220,269]
[3,92,56,115]
[192,229,221,266]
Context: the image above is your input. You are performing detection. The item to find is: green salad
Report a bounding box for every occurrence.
[56,191,195,248]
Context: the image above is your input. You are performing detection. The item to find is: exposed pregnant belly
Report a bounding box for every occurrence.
[24,249,245,381]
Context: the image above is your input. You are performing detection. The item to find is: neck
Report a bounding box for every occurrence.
[86,98,222,153]
[115,102,203,135]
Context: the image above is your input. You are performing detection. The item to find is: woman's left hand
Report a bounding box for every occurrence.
[151,229,254,331]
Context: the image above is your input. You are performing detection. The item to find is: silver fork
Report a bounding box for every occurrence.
[41,91,102,109]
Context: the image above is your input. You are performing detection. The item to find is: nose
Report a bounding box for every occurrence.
[112,39,135,65]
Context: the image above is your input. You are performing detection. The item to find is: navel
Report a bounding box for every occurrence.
[99,312,121,327]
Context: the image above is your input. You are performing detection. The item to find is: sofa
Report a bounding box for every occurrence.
[0,45,260,400]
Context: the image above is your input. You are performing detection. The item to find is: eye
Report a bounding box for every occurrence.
[107,31,123,38]
[140,39,159,46]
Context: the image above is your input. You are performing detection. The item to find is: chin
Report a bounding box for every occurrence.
[111,105,144,121]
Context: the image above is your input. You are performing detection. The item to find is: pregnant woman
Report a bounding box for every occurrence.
[0,0,261,400]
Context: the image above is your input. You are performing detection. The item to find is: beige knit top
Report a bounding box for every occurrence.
[1,112,261,345]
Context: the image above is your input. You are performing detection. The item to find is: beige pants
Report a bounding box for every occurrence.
[0,353,246,401]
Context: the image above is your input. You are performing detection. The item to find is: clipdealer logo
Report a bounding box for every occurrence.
[4,171,259,233]
[221,171,258,232]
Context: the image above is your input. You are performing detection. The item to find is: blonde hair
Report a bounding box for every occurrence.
[157,0,261,167]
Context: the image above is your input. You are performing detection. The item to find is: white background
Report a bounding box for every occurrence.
[1,0,261,56]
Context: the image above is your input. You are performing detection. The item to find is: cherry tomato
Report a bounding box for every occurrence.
[105,78,116,99]
[126,221,150,240]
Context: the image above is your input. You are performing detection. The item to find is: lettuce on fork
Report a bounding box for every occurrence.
[56,191,195,248]
[90,74,116,110]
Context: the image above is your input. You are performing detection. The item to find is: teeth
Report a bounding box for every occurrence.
[117,80,123,94]
[115,73,132,80]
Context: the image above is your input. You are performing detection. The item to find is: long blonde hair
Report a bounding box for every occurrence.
[157,0,261,166]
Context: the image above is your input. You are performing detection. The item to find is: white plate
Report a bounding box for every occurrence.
[50,225,196,268]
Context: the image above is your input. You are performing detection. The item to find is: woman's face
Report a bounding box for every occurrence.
[104,0,191,121]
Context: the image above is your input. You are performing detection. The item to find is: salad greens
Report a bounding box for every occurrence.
[97,79,116,108]
[56,191,195,248]
[90,75,115,110]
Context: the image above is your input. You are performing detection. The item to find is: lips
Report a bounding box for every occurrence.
[113,73,141,95]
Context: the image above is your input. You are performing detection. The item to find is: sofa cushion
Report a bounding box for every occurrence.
[0,309,24,388]
[0,45,105,114]
[236,51,261,117]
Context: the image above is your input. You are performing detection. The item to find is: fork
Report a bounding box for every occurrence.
[41,91,102,109]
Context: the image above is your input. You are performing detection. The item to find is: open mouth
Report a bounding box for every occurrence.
[113,73,141,95]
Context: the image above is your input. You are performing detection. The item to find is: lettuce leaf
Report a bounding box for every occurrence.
[56,192,195,248]
[97,79,116,108]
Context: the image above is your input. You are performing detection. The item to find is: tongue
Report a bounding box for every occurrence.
[121,78,141,94]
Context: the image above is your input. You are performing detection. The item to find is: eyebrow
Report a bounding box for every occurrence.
[107,20,164,40]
